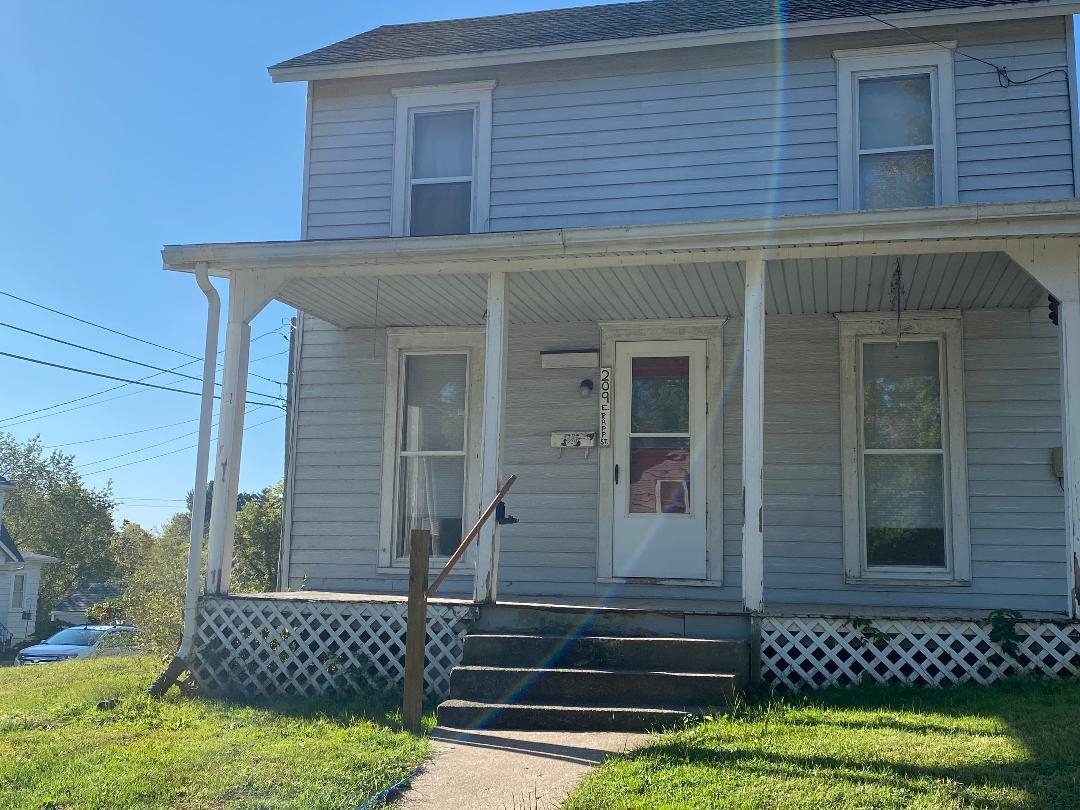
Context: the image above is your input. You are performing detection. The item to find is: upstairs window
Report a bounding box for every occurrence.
[391,82,495,237]
[11,574,24,609]
[836,46,957,211]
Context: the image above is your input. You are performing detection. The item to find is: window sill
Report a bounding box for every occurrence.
[846,575,971,588]
[376,564,474,576]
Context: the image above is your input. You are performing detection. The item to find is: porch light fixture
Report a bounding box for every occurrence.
[579,378,594,397]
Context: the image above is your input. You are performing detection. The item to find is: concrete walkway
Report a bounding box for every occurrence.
[395,727,648,809]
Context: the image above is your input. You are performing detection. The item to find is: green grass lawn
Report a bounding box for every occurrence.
[0,656,428,810]
[566,678,1080,810]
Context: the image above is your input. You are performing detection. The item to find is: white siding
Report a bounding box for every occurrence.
[302,19,1073,239]
[287,308,1066,614]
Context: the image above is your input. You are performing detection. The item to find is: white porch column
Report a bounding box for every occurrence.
[205,270,284,595]
[474,272,508,604]
[741,254,766,614]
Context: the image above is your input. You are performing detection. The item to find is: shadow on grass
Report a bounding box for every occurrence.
[597,677,1080,810]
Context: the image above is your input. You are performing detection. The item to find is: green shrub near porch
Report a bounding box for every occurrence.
[566,678,1080,810]
[0,656,428,810]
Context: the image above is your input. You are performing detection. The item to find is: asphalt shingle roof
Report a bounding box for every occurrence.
[272,0,1047,71]
[53,582,124,614]
[0,524,23,564]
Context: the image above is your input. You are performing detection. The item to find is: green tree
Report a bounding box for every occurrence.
[110,520,155,579]
[230,482,283,593]
[0,434,116,633]
[121,512,190,652]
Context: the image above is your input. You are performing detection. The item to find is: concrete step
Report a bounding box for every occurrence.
[437,699,698,731]
[462,633,749,675]
[449,665,740,707]
[473,603,751,640]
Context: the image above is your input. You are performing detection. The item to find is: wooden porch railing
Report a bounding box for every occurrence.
[402,474,517,733]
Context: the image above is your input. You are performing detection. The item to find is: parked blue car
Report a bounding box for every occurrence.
[15,625,140,665]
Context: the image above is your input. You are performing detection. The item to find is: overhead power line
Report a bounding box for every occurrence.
[80,413,284,476]
[0,288,203,361]
[76,406,264,468]
[0,327,289,427]
[0,319,283,402]
[0,350,285,407]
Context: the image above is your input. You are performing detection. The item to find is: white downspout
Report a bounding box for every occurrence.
[148,261,219,695]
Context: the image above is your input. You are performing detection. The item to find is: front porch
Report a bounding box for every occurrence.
[164,201,1080,700]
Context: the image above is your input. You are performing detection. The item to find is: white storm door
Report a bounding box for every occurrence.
[612,340,708,579]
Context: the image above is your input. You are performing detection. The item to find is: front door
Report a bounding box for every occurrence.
[612,339,707,579]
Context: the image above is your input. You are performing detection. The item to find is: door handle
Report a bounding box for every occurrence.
[614,464,619,485]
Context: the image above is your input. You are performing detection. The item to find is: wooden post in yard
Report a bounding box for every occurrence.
[403,529,431,734]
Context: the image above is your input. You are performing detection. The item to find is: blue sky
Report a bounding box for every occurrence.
[1,0,605,530]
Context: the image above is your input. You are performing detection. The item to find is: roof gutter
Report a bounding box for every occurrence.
[268,1,1080,83]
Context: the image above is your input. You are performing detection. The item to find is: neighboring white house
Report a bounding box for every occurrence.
[162,0,1080,717]
[0,476,56,646]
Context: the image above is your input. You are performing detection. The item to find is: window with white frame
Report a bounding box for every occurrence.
[836,45,957,211]
[11,574,24,609]
[839,314,970,583]
[391,82,495,237]
[378,330,484,568]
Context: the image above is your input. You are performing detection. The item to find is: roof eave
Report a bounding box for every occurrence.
[162,198,1080,276]
[268,0,1080,83]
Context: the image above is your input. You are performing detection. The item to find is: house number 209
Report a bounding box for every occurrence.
[598,367,612,447]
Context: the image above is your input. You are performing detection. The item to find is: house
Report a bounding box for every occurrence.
[0,476,56,647]
[163,0,1080,726]
[50,582,124,627]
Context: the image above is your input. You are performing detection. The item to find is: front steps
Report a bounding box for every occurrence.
[437,607,750,731]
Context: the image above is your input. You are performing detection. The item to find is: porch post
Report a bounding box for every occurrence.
[474,272,508,603]
[1059,297,1080,618]
[205,269,284,595]
[741,254,766,614]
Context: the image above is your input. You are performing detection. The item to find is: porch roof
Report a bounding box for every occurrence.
[162,200,1078,327]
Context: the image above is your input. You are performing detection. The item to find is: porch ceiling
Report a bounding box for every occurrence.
[274,251,1044,328]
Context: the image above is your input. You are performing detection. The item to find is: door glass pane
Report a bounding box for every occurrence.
[863,341,941,450]
[629,437,690,514]
[412,109,474,179]
[630,356,690,433]
[398,456,465,557]
[859,150,935,210]
[864,453,946,567]
[402,354,467,451]
[859,74,932,149]
[411,182,472,236]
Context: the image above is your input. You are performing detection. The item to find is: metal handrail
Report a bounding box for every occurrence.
[0,621,12,651]
[426,474,517,598]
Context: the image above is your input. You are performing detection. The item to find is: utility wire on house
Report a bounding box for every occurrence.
[79,414,285,476]
[865,14,1069,87]
[0,350,285,408]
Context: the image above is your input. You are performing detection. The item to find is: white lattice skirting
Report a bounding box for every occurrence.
[762,616,1080,691]
[191,596,476,699]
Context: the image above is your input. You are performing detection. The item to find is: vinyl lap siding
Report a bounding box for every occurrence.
[759,309,1065,614]
[306,84,394,240]
[488,59,838,231]
[301,21,1073,238]
[955,36,1074,204]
